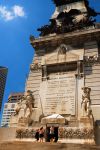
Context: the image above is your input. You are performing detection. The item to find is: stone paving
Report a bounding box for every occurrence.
[0,141,100,150]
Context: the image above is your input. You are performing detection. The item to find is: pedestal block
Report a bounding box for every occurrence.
[79,117,94,128]
[18,117,28,127]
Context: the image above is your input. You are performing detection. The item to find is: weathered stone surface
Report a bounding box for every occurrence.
[0,128,16,141]
[44,73,76,115]
[9,0,100,145]
[0,141,100,150]
[59,127,94,139]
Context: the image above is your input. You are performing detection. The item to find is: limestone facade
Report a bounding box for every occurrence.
[25,27,100,123]
[8,0,100,144]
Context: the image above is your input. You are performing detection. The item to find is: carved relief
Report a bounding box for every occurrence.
[16,128,36,139]
[30,58,41,70]
[58,44,67,62]
[41,45,79,65]
[58,44,67,55]
[59,127,94,139]
[16,127,94,139]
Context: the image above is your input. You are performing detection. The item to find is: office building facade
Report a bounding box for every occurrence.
[0,66,8,111]
[1,92,24,127]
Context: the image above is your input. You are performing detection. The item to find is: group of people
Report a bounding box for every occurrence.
[35,127,44,142]
[35,126,58,143]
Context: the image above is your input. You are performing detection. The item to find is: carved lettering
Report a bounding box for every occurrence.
[44,73,76,115]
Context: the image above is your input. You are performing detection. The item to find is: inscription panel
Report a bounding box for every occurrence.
[44,72,76,115]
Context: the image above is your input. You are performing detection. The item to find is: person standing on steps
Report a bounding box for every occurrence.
[35,129,39,142]
[50,126,55,142]
[39,127,44,142]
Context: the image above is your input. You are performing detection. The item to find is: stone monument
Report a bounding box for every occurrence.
[10,0,100,144]
[81,87,91,117]
[10,90,37,127]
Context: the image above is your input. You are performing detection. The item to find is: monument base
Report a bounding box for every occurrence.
[58,116,95,144]
[59,138,95,144]
[58,126,95,144]
[79,117,94,128]
[18,117,28,127]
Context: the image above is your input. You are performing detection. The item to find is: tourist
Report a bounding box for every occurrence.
[49,126,55,142]
[54,127,58,142]
[45,127,50,142]
[35,129,39,142]
[39,127,44,142]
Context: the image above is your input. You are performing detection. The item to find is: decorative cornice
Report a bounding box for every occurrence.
[30,27,100,49]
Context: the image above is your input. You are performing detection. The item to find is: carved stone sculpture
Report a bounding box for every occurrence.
[14,106,21,115]
[58,127,94,139]
[14,98,24,116]
[14,90,35,127]
[16,128,36,139]
[37,0,99,36]
[30,58,41,71]
[30,63,41,71]
[81,87,91,117]
[24,90,35,118]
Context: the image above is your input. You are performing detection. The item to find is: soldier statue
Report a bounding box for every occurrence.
[81,87,91,117]
[14,90,35,117]
[24,90,35,118]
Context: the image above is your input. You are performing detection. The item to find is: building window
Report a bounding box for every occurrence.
[4,104,8,108]
[11,104,15,108]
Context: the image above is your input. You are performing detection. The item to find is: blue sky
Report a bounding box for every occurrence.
[0,0,100,122]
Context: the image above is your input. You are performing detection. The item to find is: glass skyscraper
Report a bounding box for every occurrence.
[0,66,8,111]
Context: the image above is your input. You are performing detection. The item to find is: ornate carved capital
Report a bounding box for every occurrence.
[30,63,41,71]
[84,55,100,65]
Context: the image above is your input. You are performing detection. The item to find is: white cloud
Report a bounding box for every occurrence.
[0,5,25,21]
[0,6,14,21]
[12,5,25,17]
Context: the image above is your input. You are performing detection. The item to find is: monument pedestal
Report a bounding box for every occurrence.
[18,117,28,127]
[79,117,93,127]
[58,116,95,144]
[78,117,95,144]
[10,115,19,127]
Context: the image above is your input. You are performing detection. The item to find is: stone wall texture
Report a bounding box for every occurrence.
[0,128,16,141]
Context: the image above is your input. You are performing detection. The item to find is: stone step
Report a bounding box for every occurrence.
[0,141,98,149]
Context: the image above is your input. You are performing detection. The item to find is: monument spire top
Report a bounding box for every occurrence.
[52,0,83,6]
[37,0,99,36]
